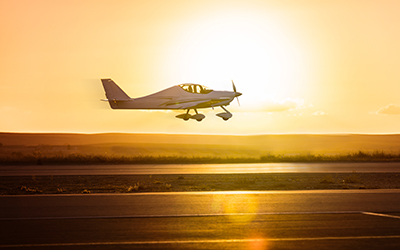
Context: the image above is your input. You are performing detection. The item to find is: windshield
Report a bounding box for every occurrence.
[179,84,213,94]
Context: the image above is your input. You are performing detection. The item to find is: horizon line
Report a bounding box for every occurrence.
[1,131,400,136]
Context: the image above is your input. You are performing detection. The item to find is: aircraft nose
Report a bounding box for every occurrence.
[235,92,242,97]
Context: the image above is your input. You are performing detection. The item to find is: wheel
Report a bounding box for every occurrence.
[183,118,189,121]
[223,118,229,121]
[196,119,203,122]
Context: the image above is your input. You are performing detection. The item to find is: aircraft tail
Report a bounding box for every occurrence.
[101,79,131,109]
[101,79,131,100]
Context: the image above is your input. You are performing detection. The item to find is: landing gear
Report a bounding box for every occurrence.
[175,109,205,122]
[216,106,232,121]
[191,109,205,122]
[176,106,233,121]
[175,109,192,121]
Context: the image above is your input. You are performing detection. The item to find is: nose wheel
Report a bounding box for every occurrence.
[216,106,232,121]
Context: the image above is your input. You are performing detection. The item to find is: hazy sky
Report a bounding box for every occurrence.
[1,0,400,134]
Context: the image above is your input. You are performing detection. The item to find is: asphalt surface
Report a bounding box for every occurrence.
[1,190,400,249]
[2,162,400,176]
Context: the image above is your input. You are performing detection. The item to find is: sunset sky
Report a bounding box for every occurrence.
[1,0,400,134]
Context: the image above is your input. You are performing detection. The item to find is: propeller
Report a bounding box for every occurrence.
[232,80,242,106]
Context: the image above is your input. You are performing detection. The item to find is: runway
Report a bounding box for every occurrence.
[1,162,400,176]
[1,190,400,249]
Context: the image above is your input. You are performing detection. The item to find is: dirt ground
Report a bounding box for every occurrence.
[1,173,400,195]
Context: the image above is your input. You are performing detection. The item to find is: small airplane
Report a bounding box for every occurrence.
[101,79,242,121]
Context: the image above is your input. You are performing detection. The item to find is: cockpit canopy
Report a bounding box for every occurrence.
[179,84,213,94]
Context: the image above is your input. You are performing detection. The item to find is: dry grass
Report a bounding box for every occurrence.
[320,175,336,184]
[343,174,361,183]
[1,150,400,165]
[2,133,400,165]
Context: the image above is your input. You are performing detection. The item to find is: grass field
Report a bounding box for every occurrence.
[1,150,400,165]
[1,133,400,165]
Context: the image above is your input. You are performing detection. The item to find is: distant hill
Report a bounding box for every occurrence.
[1,133,400,155]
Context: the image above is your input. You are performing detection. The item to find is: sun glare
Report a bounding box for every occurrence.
[166,10,306,106]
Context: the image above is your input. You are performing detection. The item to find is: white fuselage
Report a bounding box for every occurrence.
[109,85,236,110]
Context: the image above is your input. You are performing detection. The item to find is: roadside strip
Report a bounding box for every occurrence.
[2,235,400,248]
[1,210,398,221]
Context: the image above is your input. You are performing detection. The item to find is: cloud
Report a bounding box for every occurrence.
[312,111,326,116]
[376,104,400,115]
[259,98,306,112]
[237,97,310,113]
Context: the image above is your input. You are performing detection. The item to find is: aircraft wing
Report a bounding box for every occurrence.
[164,98,230,109]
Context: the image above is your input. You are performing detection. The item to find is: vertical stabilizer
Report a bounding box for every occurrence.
[101,79,131,100]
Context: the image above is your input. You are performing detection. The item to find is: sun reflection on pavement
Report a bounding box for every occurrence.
[210,192,260,223]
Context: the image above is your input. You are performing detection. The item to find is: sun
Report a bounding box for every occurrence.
[165,10,307,106]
